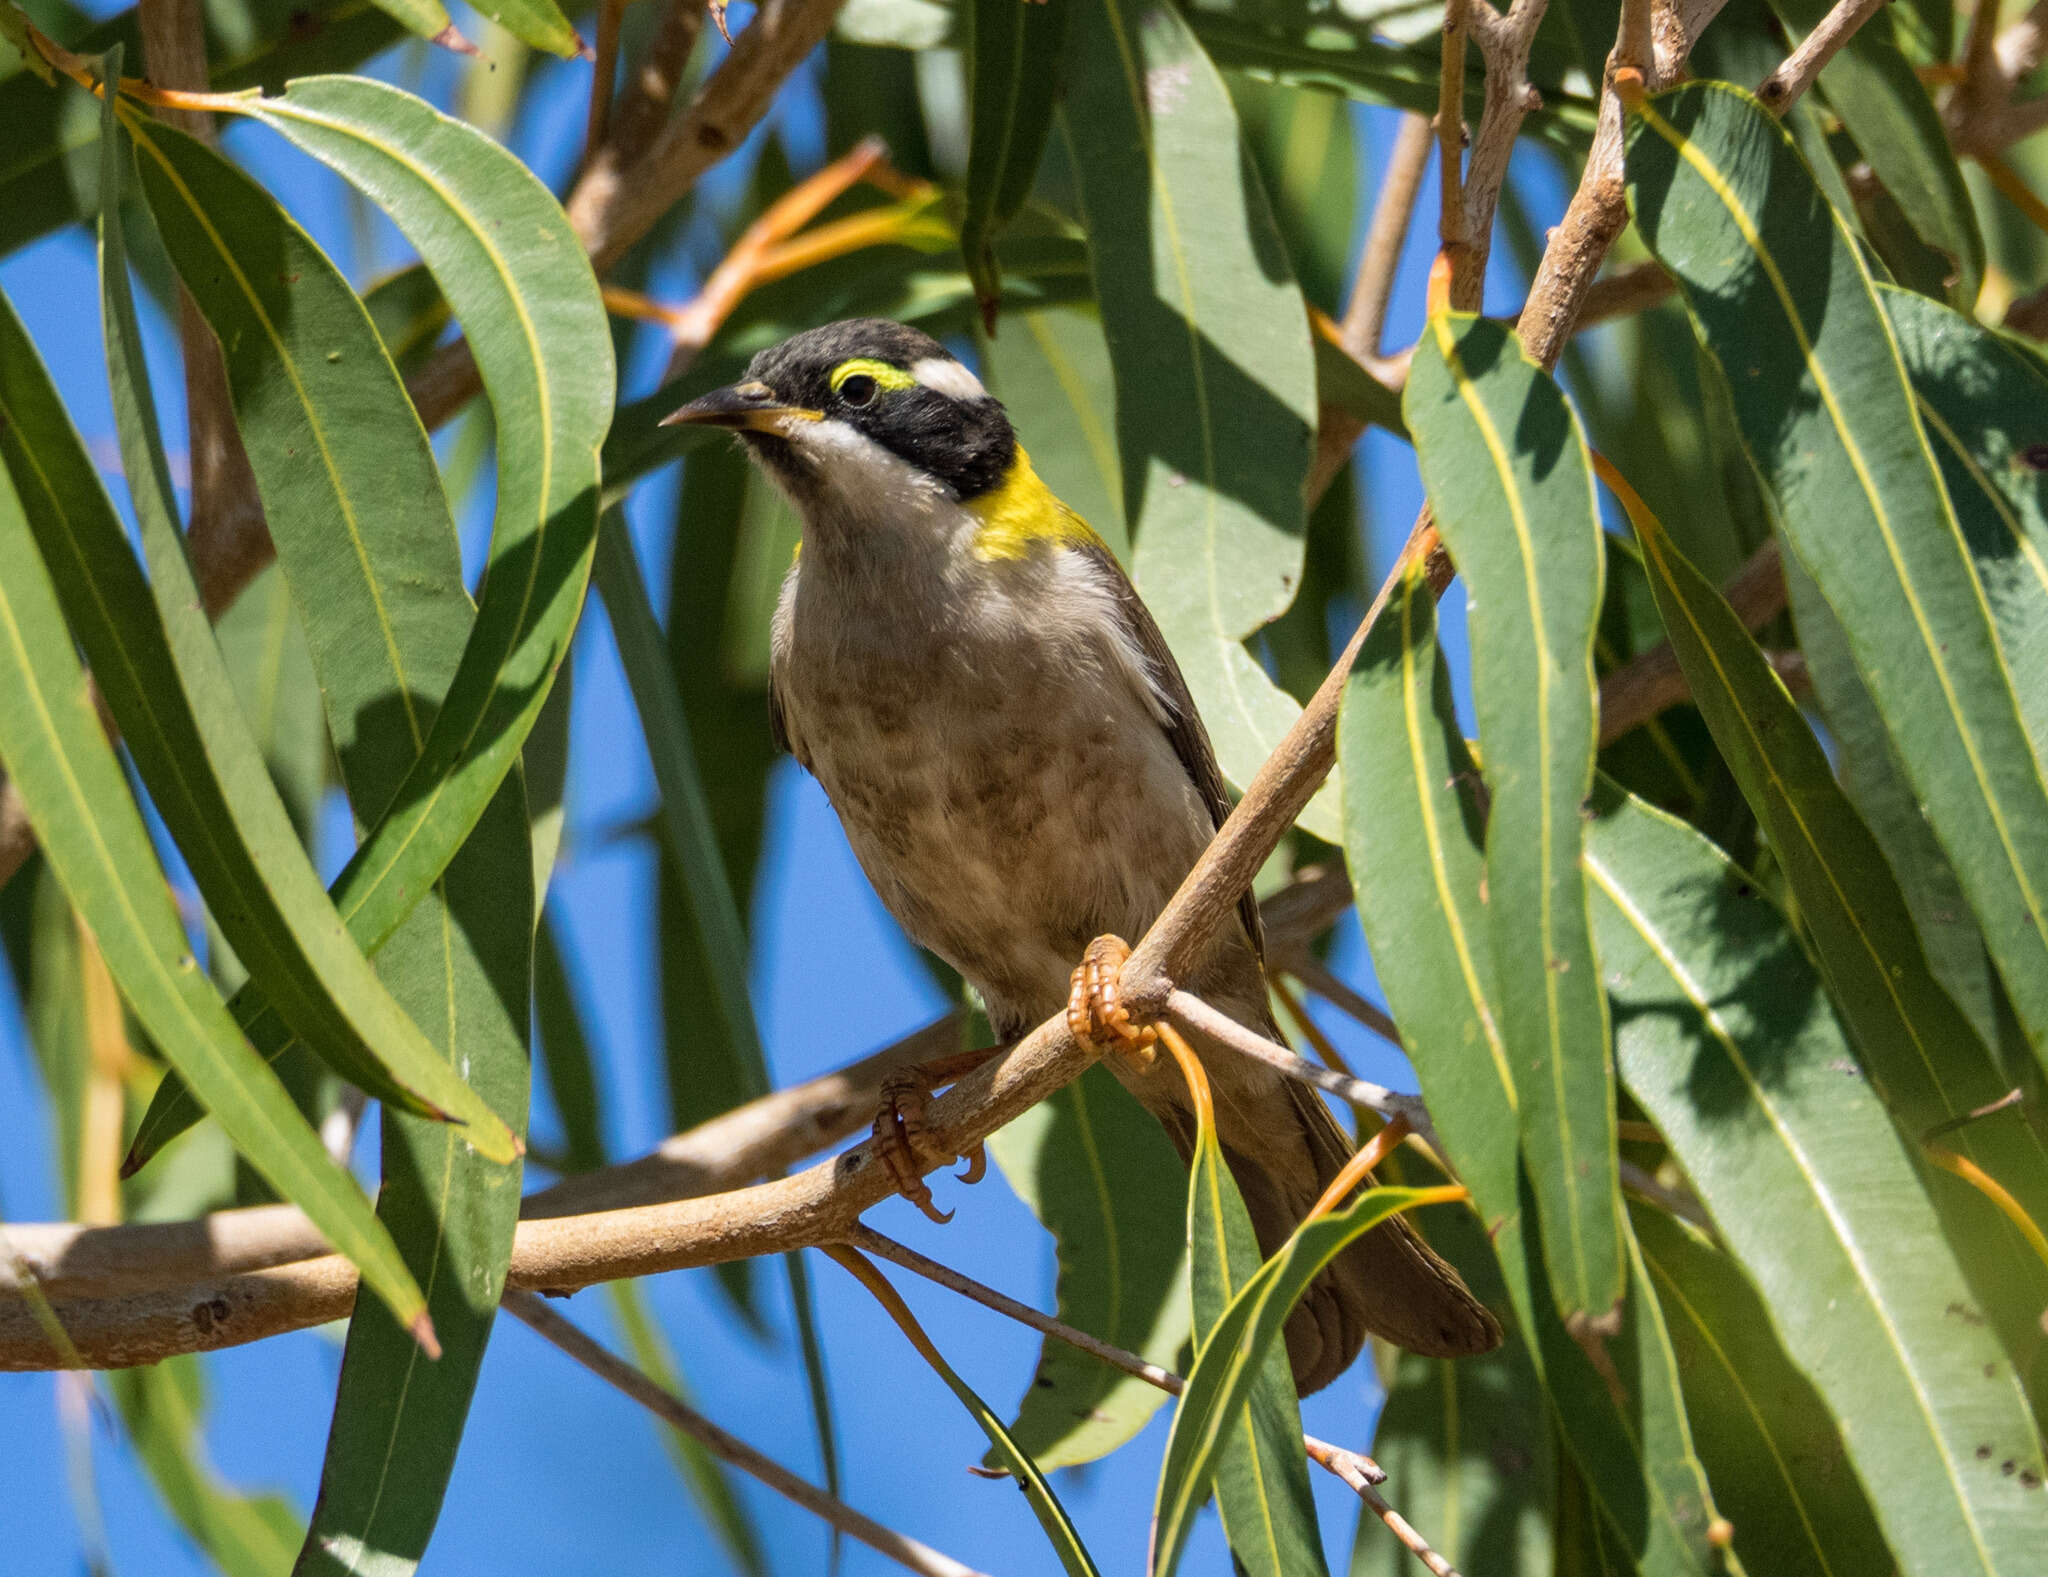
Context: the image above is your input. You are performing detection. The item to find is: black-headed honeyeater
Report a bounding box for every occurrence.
[665,318,1500,1394]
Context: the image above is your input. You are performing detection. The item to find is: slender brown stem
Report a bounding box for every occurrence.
[507,1291,987,1577]
[1164,989,1441,1153]
[845,1227,1395,1495]
[1437,0,1472,269]
[1277,949,1404,1051]
[1346,112,1436,363]
[1758,0,1889,111]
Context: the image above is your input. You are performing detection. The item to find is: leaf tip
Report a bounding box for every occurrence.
[410,1310,443,1359]
[432,23,479,56]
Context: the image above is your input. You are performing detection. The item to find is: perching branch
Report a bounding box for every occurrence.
[507,1290,988,1577]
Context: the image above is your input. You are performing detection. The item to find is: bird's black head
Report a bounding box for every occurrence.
[662,319,1016,501]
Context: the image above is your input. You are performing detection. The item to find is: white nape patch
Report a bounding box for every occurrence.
[911,356,987,402]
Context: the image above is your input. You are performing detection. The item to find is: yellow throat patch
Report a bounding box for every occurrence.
[967,446,1107,562]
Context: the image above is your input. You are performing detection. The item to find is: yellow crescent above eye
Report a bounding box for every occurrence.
[829,358,919,395]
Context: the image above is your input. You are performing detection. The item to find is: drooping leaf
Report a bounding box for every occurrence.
[0,319,427,1338]
[1626,81,2048,1080]
[1151,1036,1326,1577]
[1498,1188,1726,1575]
[984,1063,1191,1468]
[1404,312,1622,1328]
[466,0,581,57]
[127,73,610,1165]
[1585,782,2048,1577]
[592,506,844,1526]
[605,1281,769,1577]
[1341,555,1520,1236]
[1062,0,1338,839]
[1630,1203,1892,1577]
[1356,1199,1553,1577]
[1883,286,2048,759]
[1609,453,2048,1385]
[80,100,516,1162]
[961,0,1070,316]
[1155,1184,1451,1577]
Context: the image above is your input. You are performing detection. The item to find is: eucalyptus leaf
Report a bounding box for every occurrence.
[1627,81,2048,1080]
[1063,0,1337,839]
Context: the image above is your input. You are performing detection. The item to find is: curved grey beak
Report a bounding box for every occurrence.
[660,379,821,432]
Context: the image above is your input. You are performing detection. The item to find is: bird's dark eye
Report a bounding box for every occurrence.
[838,373,879,408]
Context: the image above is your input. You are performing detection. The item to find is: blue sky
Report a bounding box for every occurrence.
[0,10,1565,1570]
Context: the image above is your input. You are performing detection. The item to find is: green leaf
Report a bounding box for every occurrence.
[295,780,530,1577]
[1154,1046,1326,1577]
[111,1357,303,1577]
[1508,1199,1727,1574]
[80,100,517,1163]
[1630,1203,1892,1577]
[1155,1185,1447,1577]
[1611,453,2048,1380]
[1062,0,1338,839]
[593,509,767,1154]
[0,320,427,1339]
[984,1063,1192,1468]
[1626,81,2048,1081]
[1231,72,1356,314]
[1883,286,2048,760]
[116,106,547,1577]
[1585,783,2048,1577]
[981,303,1127,561]
[1341,556,1521,1239]
[1355,1201,1552,1577]
[127,73,611,1162]
[1404,311,1622,1326]
[1764,0,1984,302]
[962,0,1070,315]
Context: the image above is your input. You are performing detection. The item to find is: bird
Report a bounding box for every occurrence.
[663,317,1501,1394]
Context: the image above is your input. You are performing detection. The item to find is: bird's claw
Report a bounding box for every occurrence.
[1067,934,1157,1069]
[871,1059,991,1224]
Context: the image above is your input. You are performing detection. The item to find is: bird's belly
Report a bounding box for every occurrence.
[798,676,1215,1032]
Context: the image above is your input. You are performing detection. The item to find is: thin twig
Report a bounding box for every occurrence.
[1437,0,1472,272]
[845,1227,1396,1496]
[1346,111,1436,364]
[1311,111,1436,498]
[1594,537,1788,745]
[1269,972,1360,1080]
[1618,1158,1711,1230]
[507,1290,987,1577]
[1164,989,1441,1153]
[1757,0,1889,111]
[1457,0,1551,307]
[1601,646,1809,745]
[1274,949,1404,1051]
